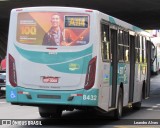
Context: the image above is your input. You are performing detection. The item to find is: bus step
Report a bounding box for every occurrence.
[108,107,116,111]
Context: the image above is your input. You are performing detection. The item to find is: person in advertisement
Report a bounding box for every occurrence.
[42,14,72,46]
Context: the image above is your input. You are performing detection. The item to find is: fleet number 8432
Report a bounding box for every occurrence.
[83,95,97,101]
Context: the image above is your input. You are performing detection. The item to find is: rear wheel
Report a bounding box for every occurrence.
[39,106,62,118]
[114,88,123,119]
[50,109,62,118]
[132,102,141,110]
[39,111,50,118]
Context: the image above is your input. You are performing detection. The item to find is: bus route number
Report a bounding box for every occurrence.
[83,95,97,101]
[65,16,88,28]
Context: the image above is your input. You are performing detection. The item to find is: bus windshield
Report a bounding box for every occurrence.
[16,12,90,46]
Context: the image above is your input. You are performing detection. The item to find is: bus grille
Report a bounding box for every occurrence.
[37,94,61,99]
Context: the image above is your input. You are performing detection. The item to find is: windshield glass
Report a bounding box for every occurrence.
[16,12,90,46]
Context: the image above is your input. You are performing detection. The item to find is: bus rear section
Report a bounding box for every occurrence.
[6,7,99,117]
[151,37,160,75]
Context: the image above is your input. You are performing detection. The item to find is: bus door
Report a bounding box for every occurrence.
[100,21,111,111]
[110,27,118,108]
[145,40,151,98]
[129,33,136,103]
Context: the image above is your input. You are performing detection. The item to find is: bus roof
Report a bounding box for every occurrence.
[12,6,151,37]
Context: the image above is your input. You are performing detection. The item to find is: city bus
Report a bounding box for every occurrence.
[6,7,152,119]
[151,37,160,75]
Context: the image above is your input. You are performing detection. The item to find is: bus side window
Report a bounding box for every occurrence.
[101,23,110,61]
[140,36,146,63]
[135,35,140,63]
[143,37,147,63]
[140,36,143,63]
[118,30,125,62]
[124,31,129,62]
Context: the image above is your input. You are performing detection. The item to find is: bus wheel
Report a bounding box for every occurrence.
[38,107,62,118]
[50,109,62,118]
[132,102,141,110]
[114,88,123,120]
[38,107,51,118]
[39,112,51,118]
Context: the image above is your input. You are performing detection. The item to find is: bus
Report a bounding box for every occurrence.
[151,37,160,75]
[6,7,152,119]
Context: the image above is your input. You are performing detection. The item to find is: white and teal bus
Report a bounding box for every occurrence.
[151,37,160,75]
[6,7,152,119]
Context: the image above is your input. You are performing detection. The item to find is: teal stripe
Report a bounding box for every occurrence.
[48,54,92,74]
[15,45,93,74]
[6,85,98,106]
[15,45,93,64]
[109,16,116,24]
[132,26,143,32]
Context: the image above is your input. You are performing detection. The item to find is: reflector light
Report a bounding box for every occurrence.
[18,91,23,94]
[85,9,93,12]
[18,91,29,95]
[46,47,57,50]
[71,94,83,96]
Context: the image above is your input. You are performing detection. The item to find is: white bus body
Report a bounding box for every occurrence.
[151,37,160,74]
[6,7,151,118]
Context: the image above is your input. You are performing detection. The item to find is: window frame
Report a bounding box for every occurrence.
[100,20,111,62]
[118,28,129,63]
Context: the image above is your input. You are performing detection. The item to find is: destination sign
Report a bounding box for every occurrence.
[65,16,88,28]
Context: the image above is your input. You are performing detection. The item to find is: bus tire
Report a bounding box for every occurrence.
[50,109,62,118]
[132,101,141,110]
[38,106,62,118]
[114,88,123,120]
[39,107,51,118]
[39,112,51,118]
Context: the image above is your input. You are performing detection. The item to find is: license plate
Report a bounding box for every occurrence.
[42,77,59,83]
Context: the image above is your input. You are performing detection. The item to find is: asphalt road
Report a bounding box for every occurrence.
[1,74,160,128]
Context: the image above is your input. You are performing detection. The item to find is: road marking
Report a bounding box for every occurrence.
[152,106,158,108]
[146,104,160,111]
[147,108,153,110]
[0,101,7,104]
